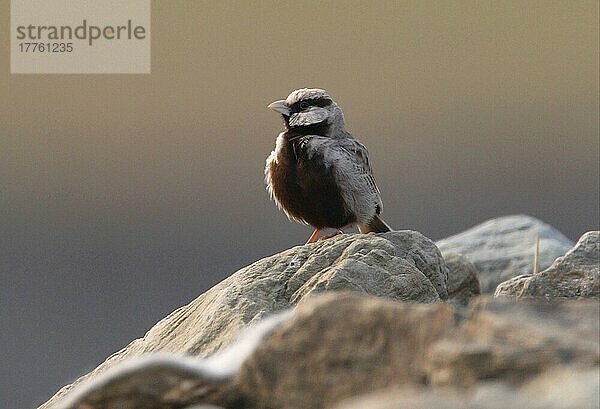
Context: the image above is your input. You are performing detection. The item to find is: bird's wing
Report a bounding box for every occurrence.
[336,138,383,210]
[301,135,384,225]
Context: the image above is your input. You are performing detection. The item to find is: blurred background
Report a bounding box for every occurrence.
[1,1,598,407]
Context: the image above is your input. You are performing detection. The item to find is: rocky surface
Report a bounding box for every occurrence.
[47,293,598,409]
[233,293,454,409]
[442,252,480,305]
[235,294,598,408]
[332,366,600,409]
[495,231,599,299]
[436,215,573,293]
[41,231,448,408]
[52,311,292,409]
[424,297,599,388]
[40,218,600,409]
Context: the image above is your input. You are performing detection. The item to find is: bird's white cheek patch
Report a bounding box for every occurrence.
[289,108,328,127]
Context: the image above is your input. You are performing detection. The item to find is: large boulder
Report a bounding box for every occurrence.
[233,293,454,409]
[436,215,573,293]
[237,295,598,408]
[50,293,599,409]
[42,222,598,409]
[41,231,448,408]
[495,231,599,299]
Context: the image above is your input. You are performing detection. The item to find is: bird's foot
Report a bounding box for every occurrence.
[318,229,345,241]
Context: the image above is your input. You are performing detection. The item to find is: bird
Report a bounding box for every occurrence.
[265,88,392,244]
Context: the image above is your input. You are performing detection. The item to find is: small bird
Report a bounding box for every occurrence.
[265,88,392,244]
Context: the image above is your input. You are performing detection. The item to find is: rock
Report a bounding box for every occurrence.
[41,222,598,409]
[236,294,598,408]
[43,293,599,409]
[54,356,228,409]
[53,311,293,409]
[436,215,573,293]
[332,387,466,409]
[40,231,447,408]
[495,231,600,299]
[289,231,448,303]
[233,292,455,409]
[332,366,600,409]
[184,406,226,409]
[442,252,480,305]
[425,297,599,388]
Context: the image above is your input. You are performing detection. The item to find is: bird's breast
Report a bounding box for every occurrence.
[266,134,355,229]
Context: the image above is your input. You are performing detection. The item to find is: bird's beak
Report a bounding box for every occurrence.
[267,100,291,116]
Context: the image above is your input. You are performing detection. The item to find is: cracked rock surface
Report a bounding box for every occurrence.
[41,231,448,409]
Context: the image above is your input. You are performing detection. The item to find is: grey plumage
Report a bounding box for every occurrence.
[266,88,392,242]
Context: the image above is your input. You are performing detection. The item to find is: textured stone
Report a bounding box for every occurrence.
[495,231,599,299]
[332,366,600,409]
[41,231,447,408]
[44,293,599,409]
[184,406,226,409]
[425,297,599,388]
[233,292,455,409]
[52,311,292,409]
[236,295,598,409]
[289,231,448,303]
[442,252,480,305]
[55,356,228,409]
[436,215,573,293]
[40,222,598,409]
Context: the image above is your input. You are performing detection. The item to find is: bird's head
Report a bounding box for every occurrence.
[267,88,345,136]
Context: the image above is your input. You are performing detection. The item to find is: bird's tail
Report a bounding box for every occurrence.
[358,214,392,234]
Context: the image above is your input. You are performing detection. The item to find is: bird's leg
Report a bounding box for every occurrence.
[306,228,321,244]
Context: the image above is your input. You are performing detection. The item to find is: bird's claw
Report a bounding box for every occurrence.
[318,230,344,241]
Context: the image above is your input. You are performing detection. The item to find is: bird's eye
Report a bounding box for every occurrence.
[299,101,310,110]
